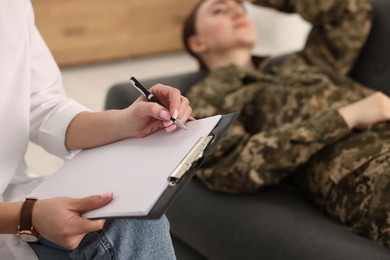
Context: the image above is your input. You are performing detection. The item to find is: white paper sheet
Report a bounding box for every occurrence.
[29,115,222,218]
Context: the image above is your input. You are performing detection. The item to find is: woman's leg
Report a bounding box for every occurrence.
[30,215,176,260]
[325,154,390,248]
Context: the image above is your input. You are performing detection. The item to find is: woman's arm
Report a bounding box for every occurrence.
[190,79,390,194]
[194,107,350,193]
[66,84,191,150]
[187,79,351,193]
[253,0,373,75]
[0,202,23,234]
[0,196,113,250]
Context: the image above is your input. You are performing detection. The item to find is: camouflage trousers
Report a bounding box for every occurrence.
[322,153,390,248]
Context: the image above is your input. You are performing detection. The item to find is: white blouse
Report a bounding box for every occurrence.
[0,1,87,258]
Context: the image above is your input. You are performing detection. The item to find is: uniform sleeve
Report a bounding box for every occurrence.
[188,82,351,193]
[253,0,373,75]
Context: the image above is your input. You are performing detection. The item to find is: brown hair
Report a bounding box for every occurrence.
[182,1,209,72]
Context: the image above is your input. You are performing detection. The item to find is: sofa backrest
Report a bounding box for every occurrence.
[104,70,206,110]
[349,0,390,93]
[141,70,207,96]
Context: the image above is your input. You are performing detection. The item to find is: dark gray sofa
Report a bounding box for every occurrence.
[104,0,390,259]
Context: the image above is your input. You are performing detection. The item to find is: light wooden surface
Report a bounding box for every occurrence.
[32,0,198,67]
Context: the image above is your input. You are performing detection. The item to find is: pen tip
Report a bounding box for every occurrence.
[175,119,187,130]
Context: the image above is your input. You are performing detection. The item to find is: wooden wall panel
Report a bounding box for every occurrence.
[31,0,198,67]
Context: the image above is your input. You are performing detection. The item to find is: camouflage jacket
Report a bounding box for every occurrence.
[187,0,379,204]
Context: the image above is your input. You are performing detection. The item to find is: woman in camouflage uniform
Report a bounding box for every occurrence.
[183,0,390,247]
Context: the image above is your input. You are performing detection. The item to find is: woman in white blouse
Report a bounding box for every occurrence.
[0,1,191,259]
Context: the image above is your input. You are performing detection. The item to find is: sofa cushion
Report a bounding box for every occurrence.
[167,180,390,260]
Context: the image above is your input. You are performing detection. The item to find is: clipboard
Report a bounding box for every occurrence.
[29,113,238,219]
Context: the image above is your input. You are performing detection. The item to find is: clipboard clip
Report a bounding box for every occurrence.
[168,135,213,186]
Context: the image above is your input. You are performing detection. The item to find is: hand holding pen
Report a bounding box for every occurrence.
[130,77,189,132]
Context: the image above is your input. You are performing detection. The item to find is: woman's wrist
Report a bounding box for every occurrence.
[0,202,23,234]
[17,199,40,242]
[338,106,355,130]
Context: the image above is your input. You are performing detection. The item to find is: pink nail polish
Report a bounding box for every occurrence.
[173,109,179,119]
[101,192,113,199]
[159,110,171,121]
[165,124,177,133]
[163,120,174,127]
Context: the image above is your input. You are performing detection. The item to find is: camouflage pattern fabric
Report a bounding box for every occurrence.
[187,0,390,248]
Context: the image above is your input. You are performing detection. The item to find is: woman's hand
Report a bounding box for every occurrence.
[338,92,390,129]
[122,84,192,137]
[65,84,192,150]
[32,193,113,250]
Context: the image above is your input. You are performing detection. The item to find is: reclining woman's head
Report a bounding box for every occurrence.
[183,0,258,72]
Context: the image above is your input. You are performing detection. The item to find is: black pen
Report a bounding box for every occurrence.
[130,77,187,130]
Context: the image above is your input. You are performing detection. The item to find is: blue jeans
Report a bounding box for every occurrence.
[29,216,176,260]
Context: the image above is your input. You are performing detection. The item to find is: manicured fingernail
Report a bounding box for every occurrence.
[173,109,179,119]
[165,124,177,133]
[163,120,174,127]
[101,192,113,199]
[159,110,171,121]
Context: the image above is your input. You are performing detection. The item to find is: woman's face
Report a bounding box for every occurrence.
[192,0,257,54]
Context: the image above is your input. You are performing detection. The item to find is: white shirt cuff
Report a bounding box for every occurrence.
[38,99,88,159]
